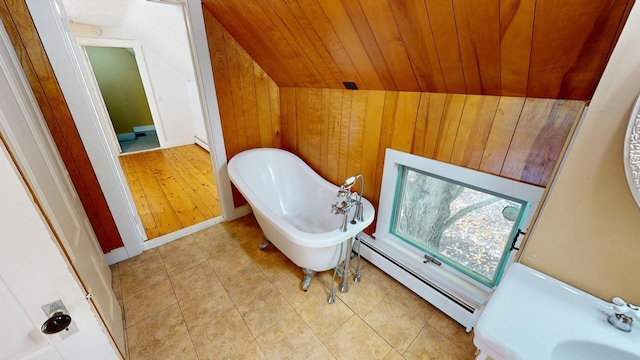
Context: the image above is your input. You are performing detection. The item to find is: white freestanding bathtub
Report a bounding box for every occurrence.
[228,148,374,290]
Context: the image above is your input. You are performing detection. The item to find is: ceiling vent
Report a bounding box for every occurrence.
[343,81,358,90]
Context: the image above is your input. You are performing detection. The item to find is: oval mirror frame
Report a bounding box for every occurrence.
[623,94,640,209]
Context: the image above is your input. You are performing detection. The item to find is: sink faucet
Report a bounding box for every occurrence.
[608,297,639,332]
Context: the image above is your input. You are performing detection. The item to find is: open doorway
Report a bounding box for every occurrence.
[84,45,160,154]
[63,0,223,246]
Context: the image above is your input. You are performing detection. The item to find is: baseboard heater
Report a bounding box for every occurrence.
[355,234,481,331]
[194,135,209,152]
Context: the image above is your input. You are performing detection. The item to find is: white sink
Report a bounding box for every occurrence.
[552,340,640,360]
[473,263,640,360]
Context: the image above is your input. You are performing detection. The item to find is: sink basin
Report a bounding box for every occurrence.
[552,340,640,360]
[473,263,640,360]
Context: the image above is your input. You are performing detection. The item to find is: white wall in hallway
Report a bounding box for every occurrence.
[143,48,196,148]
[188,79,208,149]
[121,0,195,81]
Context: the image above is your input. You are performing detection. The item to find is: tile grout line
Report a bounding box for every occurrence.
[425,311,476,356]
[398,322,429,359]
[121,217,477,359]
[112,264,131,360]
[119,268,169,301]
[165,272,203,360]
[160,240,231,360]
[129,246,198,360]
[204,253,268,359]
[359,292,419,357]
[237,233,335,359]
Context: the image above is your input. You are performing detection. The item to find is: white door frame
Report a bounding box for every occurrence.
[26,0,144,260]
[25,0,241,263]
[76,38,167,152]
[183,0,239,220]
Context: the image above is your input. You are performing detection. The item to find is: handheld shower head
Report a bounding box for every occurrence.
[342,176,356,189]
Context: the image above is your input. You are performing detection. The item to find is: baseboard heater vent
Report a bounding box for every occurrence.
[359,239,474,312]
[194,135,209,152]
[356,236,481,331]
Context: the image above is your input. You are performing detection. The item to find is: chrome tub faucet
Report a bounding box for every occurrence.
[331,174,365,232]
[331,200,353,232]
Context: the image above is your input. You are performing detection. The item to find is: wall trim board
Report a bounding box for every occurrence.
[133,125,156,132]
[116,133,136,141]
[142,215,224,251]
[105,246,129,265]
[194,135,210,151]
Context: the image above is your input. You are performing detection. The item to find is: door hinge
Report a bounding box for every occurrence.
[85,293,93,300]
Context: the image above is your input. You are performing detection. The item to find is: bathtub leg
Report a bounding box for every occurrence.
[339,237,354,293]
[258,237,270,250]
[301,268,316,292]
[327,291,336,304]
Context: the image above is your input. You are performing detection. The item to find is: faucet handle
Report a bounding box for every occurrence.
[612,297,640,319]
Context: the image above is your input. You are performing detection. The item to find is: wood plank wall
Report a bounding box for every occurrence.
[203,5,586,216]
[0,1,595,253]
[279,89,585,221]
[202,9,281,206]
[203,0,632,100]
[0,0,124,253]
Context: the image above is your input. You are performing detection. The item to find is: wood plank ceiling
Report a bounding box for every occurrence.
[203,0,633,100]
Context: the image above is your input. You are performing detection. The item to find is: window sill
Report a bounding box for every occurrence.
[368,232,492,309]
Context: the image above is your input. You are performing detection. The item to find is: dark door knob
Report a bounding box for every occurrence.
[41,311,72,334]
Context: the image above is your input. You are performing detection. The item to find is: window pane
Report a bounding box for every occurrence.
[392,167,525,286]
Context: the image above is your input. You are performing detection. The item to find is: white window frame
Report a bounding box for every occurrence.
[369,149,544,325]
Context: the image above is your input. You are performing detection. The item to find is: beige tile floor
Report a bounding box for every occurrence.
[111,215,477,360]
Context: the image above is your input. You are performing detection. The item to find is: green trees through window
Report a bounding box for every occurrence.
[392,167,525,286]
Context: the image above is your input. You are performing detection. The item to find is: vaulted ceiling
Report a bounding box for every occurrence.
[203,0,633,100]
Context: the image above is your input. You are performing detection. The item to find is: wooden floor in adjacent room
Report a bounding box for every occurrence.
[119,144,221,240]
